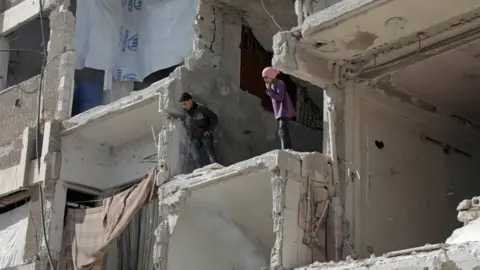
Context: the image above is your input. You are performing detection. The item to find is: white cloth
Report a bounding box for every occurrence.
[446,219,480,244]
[0,203,29,268]
[74,0,196,82]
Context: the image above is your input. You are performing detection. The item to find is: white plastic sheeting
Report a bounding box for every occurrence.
[0,203,29,269]
[75,0,196,82]
[446,219,480,244]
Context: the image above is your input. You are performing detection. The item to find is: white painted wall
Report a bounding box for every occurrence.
[60,136,110,189]
[168,206,268,270]
[111,136,157,187]
[0,165,24,195]
[60,135,156,190]
[167,171,274,270]
[346,82,480,258]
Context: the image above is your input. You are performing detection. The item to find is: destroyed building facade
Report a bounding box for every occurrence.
[0,0,327,269]
[273,0,480,268]
[2,0,480,269]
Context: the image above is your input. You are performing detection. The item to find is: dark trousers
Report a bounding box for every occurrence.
[278,117,292,150]
[190,134,217,169]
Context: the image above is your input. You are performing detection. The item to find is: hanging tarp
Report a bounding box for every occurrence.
[74,0,196,82]
[0,203,29,269]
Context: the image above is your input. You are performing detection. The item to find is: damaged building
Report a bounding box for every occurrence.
[272,0,480,268]
[1,0,480,269]
[0,0,326,269]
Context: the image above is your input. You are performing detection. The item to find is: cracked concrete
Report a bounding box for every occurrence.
[154,150,331,270]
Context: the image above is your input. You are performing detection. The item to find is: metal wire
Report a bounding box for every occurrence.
[36,0,56,268]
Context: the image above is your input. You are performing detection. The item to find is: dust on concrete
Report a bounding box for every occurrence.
[345,31,378,51]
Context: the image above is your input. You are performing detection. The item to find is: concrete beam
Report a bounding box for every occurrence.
[0,0,56,36]
[280,0,480,73]
[61,82,164,147]
[272,31,334,88]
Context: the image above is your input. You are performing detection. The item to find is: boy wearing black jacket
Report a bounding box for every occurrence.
[178,92,218,168]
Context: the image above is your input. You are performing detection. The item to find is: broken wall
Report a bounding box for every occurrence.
[0,3,76,177]
[161,0,323,167]
[344,82,480,258]
[0,182,61,269]
[156,150,331,270]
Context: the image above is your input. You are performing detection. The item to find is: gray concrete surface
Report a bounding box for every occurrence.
[297,243,480,269]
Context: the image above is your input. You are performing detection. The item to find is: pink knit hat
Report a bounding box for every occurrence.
[262,67,279,79]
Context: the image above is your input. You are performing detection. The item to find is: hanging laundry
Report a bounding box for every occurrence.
[74,0,196,82]
[62,168,157,270]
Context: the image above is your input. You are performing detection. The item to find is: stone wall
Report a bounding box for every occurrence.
[0,77,41,148]
[0,134,23,171]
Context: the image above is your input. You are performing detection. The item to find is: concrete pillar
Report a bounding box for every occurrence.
[37,120,65,269]
[153,182,188,270]
[270,165,286,270]
[0,37,10,90]
[323,84,347,261]
[45,3,76,120]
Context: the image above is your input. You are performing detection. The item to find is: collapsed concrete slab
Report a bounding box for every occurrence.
[296,242,480,269]
[153,150,332,270]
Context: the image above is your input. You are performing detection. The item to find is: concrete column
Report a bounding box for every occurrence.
[153,182,188,270]
[0,37,10,90]
[46,3,76,120]
[37,120,65,269]
[157,115,189,184]
[19,127,36,188]
[323,84,347,261]
[270,165,286,270]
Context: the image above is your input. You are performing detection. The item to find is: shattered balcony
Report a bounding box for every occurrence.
[156,150,331,270]
[59,64,324,190]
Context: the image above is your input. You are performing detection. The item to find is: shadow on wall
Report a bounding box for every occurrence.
[163,63,323,167]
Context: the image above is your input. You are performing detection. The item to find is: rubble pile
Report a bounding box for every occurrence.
[456,196,480,225]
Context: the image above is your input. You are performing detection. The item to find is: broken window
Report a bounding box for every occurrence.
[0,16,50,91]
[294,78,323,130]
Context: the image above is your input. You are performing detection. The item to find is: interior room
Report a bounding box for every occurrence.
[353,36,480,258]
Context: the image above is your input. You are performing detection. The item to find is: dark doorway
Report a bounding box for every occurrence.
[239,25,297,117]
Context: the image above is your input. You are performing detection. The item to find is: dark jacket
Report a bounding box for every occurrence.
[184,102,218,138]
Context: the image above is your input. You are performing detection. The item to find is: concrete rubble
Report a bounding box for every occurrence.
[297,197,480,270]
[296,242,480,270]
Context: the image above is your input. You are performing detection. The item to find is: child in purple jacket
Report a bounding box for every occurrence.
[262,67,296,149]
